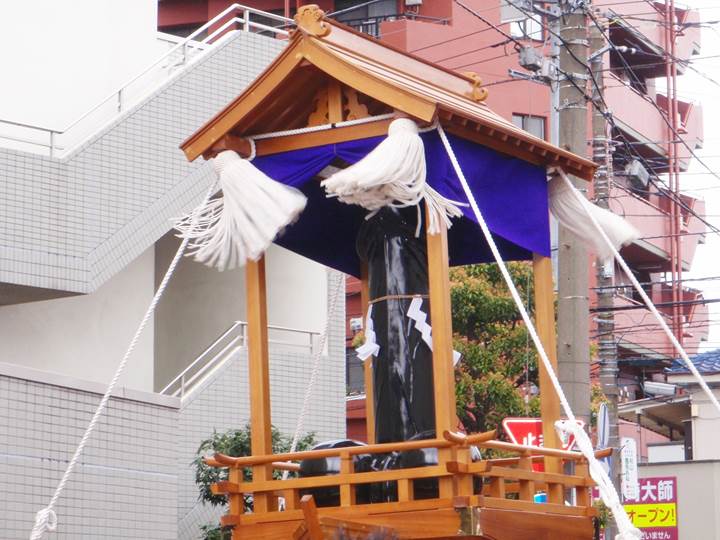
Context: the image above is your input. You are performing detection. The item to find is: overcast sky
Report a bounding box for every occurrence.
[674,1,720,351]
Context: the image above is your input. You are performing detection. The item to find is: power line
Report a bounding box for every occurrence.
[589,296,720,313]
[453,0,525,49]
[585,9,720,188]
[592,275,720,291]
[452,0,719,240]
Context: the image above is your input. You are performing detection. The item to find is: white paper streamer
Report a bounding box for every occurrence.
[407,296,461,366]
[356,303,380,362]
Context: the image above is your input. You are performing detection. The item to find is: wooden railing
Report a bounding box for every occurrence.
[206,430,609,529]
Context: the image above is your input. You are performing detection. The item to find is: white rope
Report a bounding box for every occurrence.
[29,182,217,540]
[281,272,346,480]
[555,168,720,418]
[436,125,641,540]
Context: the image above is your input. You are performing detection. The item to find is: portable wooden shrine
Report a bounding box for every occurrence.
[180,5,607,539]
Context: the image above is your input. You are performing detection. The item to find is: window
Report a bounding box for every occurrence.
[335,0,396,21]
[346,349,365,394]
[500,0,523,22]
[512,114,546,139]
[501,1,543,41]
[510,14,543,40]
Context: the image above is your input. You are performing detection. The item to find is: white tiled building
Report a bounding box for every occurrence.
[0,3,346,538]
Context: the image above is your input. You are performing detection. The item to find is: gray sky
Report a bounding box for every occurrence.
[674,1,720,352]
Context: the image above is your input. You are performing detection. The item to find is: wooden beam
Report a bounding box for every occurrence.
[255,119,393,157]
[182,40,305,161]
[246,257,276,513]
[360,263,376,444]
[442,121,594,181]
[300,495,323,540]
[532,254,563,490]
[301,39,436,123]
[425,203,457,499]
[328,80,343,123]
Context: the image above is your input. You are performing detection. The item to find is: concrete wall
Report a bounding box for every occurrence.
[177,343,346,539]
[639,460,720,540]
[154,233,329,391]
[691,387,720,461]
[0,31,285,296]
[0,247,155,392]
[0,362,179,539]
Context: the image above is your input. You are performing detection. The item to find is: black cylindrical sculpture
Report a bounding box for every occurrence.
[356,207,436,443]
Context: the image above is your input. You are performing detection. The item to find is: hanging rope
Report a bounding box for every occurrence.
[437,124,641,540]
[554,168,720,418]
[29,181,217,540]
[281,272,346,480]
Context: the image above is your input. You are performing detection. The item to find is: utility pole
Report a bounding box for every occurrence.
[589,16,621,539]
[556,0,591,424]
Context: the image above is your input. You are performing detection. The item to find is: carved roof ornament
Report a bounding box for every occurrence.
[462,72,489,103]
[295,4,331,37]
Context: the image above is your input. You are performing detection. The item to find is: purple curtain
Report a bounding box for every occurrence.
[251,130,549,276]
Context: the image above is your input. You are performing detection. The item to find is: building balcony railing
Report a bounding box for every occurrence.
[338,12,448,38]
[609,186,705,272]
[597,0,701,77]
[613,287,708,362]
[605,73,703,173]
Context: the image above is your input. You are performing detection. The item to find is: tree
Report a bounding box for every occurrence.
[451,263,541,436]
[193,425,316,539]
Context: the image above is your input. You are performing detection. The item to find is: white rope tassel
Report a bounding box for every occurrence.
[175,150,307,271]
[437,125,641,540]
[556,169,720,419]
[548,172,639,261]
[321,118,464,235]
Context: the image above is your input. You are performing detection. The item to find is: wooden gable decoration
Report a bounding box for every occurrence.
[181,5,595,180]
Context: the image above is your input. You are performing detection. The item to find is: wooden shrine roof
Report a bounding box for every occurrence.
[181,5,596,180]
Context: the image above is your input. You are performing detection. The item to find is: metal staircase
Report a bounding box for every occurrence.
[160,321,319,400]
[0,5,293,298]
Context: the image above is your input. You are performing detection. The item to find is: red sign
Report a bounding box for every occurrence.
[502,417,585,450]
[502,417,585,472]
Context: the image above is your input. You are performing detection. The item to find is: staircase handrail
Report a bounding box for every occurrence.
[0,4,293,157]
[160,320,321,398]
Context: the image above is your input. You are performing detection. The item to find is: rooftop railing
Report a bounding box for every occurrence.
[0,4,292,158]
[339,12,448,38]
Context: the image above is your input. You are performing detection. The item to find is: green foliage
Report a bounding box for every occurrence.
[198,523,232,540]
[193,425,315,539]
[451,263,541,435]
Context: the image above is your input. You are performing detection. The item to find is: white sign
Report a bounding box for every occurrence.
[621,437,639,500]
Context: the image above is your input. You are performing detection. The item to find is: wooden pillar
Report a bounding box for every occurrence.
[328,80,343,123]
[360,263,376,444]
[425,204,457,498]
[246,257,276,513]
[532,254,563,484]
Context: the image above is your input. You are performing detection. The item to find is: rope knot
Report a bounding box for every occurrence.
[30,507,57,539]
